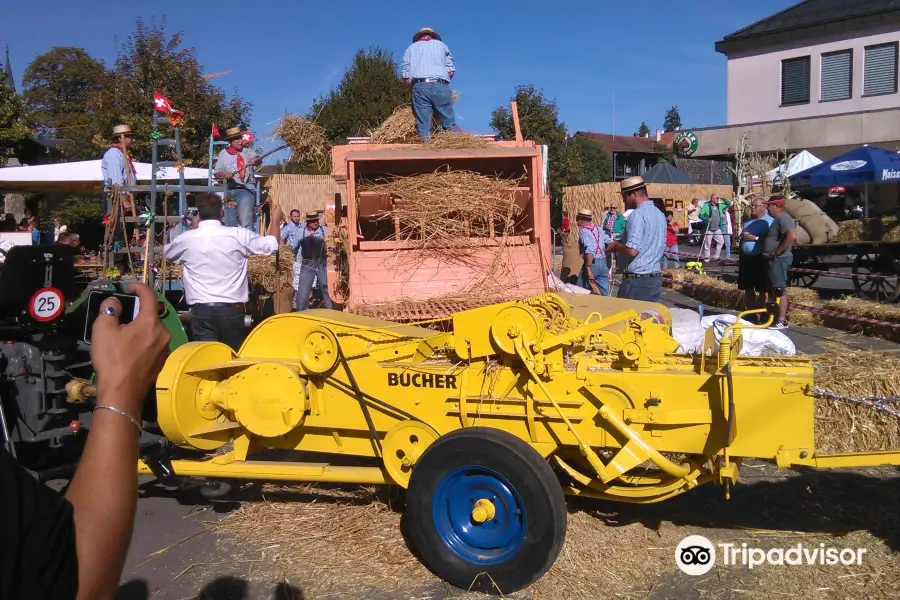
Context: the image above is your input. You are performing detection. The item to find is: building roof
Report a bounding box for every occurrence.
[716,0,900,55]
[574,131,674,155]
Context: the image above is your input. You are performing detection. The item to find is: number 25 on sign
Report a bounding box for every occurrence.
[29,287,65,322]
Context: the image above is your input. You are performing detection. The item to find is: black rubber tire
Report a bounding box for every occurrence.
[198,480,233,499]
[405,427,567,594]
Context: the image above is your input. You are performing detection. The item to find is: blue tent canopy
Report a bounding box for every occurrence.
[789,146,900,188]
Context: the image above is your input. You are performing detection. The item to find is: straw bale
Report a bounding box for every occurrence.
[834,216,900,242]
[274,115,329,168]
[813,344,900,453]
[822,295,900,323]
[266,173,343,216]
[563,182,732,229]
[664,269,822,325]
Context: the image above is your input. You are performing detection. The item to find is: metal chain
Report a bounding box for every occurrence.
[811,386,900,418]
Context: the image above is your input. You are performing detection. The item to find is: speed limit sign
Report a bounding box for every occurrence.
[29,287,65,322]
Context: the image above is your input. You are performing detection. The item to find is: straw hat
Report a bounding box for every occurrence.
[618,176,648,194]
[413,27,441,42]
[576,208,592,220]
[111,124,134,138]
[224,126,243,141]
[305,211,320,221]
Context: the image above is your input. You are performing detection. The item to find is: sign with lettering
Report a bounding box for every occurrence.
[388,372,458,389]
[673,131,699,157]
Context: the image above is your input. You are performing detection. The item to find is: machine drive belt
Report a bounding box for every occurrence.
[338,350,384,458]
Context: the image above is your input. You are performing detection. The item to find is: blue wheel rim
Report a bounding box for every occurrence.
[432,466,526,566]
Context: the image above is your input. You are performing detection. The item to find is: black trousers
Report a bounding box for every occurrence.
[189,304,246,352]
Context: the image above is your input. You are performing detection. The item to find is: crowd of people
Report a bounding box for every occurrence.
[571,178,797,328]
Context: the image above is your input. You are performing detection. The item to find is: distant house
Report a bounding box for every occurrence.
[694,0,900,160]
[574,130,675,181]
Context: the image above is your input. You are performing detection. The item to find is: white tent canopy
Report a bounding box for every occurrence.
[767,150,822,182]
[0,160,211,194]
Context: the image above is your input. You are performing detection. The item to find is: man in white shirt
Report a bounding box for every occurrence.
[164,193,283,350]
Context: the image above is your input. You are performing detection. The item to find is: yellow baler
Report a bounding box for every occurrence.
[142,293,899,593]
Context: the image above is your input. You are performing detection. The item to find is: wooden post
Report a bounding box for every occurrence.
[511,101,523,142]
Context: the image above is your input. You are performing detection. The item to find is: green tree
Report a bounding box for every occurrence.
[0,71,32,159]
[635,121,650,137]
[570,136,612,185]
[663,106,682,133]
[490,85,572,208]
[51,196,106,251]
[92,17,251,165]
[311,49,408,143]
[22,47,105,159]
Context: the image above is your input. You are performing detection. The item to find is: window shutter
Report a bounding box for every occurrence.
[782,57,811,105]
[864,43,898,96]
[821,50,852,101]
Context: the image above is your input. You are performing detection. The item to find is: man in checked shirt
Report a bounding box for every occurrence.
[401,27,456,140]
[606,176,667,302]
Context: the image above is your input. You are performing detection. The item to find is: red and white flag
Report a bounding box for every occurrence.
[241,131,254,144]
[211,123,221,139]
[153,91,174,113]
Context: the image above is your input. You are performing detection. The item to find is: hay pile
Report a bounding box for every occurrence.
[664,268,821,326]
[421,129,491,149]
[822,295,900,323]
[834,216,900,242]
[359,169,523,262]
[368,105,418,144]
[813,345,900,453]
[353,287,524,323]
[248,244,296,293]
[274,115,329,167]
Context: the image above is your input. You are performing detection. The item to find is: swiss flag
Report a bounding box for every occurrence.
[241,131,254,144]
[153,91,174,113]
[211,123,221,139]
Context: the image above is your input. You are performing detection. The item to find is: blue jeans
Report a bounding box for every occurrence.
[411,82,455,140]
[723,234,732,259]
[661,244,680,270]
[578,261,610,296]
[295,259,334,311]
[224,188,255,230]
[617,275,662,302]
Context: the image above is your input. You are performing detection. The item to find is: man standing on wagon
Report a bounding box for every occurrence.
[214,127,261,229]
[401,27,456,141]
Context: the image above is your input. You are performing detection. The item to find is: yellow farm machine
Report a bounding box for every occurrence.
[140,293,900,592]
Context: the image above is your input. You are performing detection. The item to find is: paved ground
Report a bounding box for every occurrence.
[94,279,900,600]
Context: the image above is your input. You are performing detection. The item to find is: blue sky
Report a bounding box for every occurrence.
[2,0,791,160]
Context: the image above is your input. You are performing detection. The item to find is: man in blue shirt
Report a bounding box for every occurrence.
[293,211,334,311]
[738,199,774,311]
[401,27,456,141]
[575,208,612,296]
[607,176,666,301]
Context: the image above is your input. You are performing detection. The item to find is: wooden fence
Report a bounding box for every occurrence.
[563,182,733,228]
[266,174,345,216]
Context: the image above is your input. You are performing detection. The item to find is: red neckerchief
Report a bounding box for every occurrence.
[306,224,319,232]
[226,146,245,177]
[110,144,136,176]
[417,35,433,42]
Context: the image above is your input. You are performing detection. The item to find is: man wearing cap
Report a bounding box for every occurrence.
[760,195,797,329]
[575,208,612,296]
[214,127,261,229]
[606,176,667,301]
[401,27,456,141]
[292,211,334,311]
[164,193,284,350]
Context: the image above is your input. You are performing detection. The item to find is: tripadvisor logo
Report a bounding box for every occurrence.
[675,535,867,575]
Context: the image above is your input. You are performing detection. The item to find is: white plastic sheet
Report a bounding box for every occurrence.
[670,308,795,356]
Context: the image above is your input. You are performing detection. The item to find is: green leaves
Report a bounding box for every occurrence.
[21,18,251,163]
[0,71,31,159]
[490,84,611,213]
[663,106,682,133]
